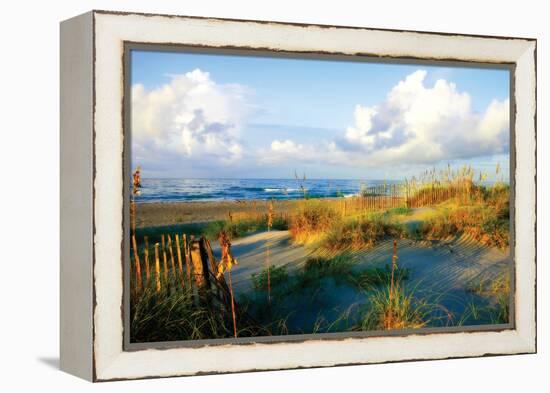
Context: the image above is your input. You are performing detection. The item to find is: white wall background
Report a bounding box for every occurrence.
[0,0,546,391]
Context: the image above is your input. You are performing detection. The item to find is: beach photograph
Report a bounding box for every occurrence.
[127,49,512,343]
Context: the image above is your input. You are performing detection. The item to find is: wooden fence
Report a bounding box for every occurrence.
[341,179,477,213]
[130,233,239,327]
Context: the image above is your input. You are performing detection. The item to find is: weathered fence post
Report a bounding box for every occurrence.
[203,238,218,273]
[131,234,142,291]
[182,234,192,288]
[204,238,222,298]
[167,234,176,278]
[161,235,168,282]
[190,238,211,302]
[154,243,161,293]
[175,234,184,287]
[144,236,150,283]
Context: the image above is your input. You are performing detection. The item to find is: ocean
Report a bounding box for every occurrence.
[134,178,399,203]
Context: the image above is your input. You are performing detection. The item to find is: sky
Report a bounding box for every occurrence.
[130,49,510,180]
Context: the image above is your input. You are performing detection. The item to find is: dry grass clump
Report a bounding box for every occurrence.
[356,284,434,330]
[421,203,509,248]
[323,215,406,252]
[290,201,408,250]
[420,183,509,248]
[290,201,340,244]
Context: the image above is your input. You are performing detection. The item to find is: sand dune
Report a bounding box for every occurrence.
[211,230,315,292]
[212,230,510,303]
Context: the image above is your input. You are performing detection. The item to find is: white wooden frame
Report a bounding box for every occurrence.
[60,10,536,382]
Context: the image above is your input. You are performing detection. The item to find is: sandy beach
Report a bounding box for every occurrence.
[135,199,303,228]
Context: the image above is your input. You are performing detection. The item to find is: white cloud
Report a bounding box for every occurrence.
[259,139,318,164]
[337,70,509,165]
[132,69,250,169]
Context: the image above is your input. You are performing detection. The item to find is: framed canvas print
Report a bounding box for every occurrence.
[60,10,537,381]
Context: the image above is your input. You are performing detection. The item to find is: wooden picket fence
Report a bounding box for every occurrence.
[341,179,478,214]
[130,233,239,319]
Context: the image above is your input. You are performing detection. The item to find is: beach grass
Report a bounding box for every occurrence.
[251,264,289,291]
[419,195,509,248]
[322,214,407,252]
[130,279,234,342]
[289,200,340,244]
[463,268,511,324]
[354,283,453,331]
[204,216,289,241]
[386,206,413,216]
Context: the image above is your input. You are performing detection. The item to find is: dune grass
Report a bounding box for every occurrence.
[355,284,428,330]
[323,214,407,252]
[386,207,413,216]
[354,283,453,331]
[203,216,289,240]
[289,201,340,244]
[135,222,210,246]
[463,269,511,324]
[252,264,289,291]
[130,274,278,342]
[130,279,233,343]
[353,264,410,289]
[289,199,409,251]
[419,199,509,248]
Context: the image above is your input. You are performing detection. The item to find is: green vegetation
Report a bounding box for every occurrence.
[353,265,410,289]
[463,269,511,324]
[204,216,289,240]
[131,279,245,342]
[135,222,210,245]
[355,284,435,330]
[386,206,413,216]
[135,216,289,247]
[252,265,289,291]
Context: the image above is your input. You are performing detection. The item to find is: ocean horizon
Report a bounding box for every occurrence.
[134,178,401,203]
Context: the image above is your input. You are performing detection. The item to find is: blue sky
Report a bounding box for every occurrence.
[130,49,510,180]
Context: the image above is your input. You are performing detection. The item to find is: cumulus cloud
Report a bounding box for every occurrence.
[337,70,509,165]
[258,70,509,169]
[131,69,250,168]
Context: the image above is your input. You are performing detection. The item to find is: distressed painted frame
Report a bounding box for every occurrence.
[60,10,536,382]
